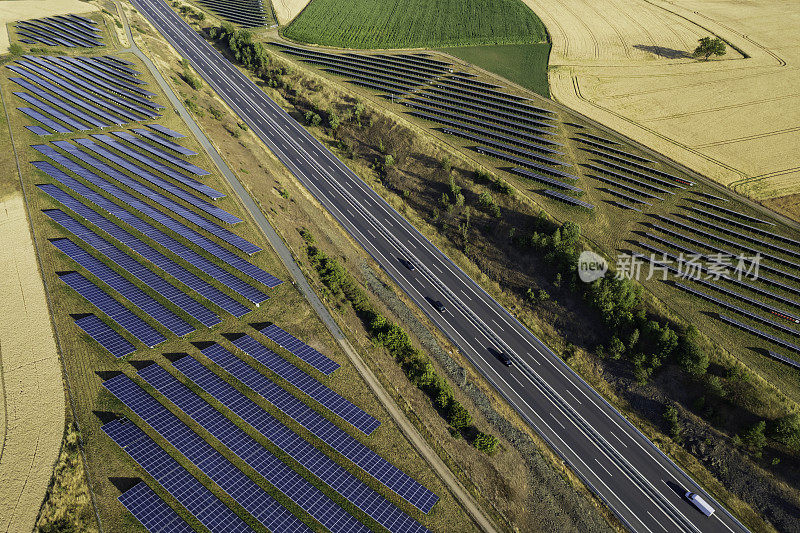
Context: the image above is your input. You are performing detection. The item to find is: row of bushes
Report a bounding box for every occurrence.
[301,229,498,454]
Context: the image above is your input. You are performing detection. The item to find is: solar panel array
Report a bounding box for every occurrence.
[137,363,370,533]
[230,334,379,435]
[103,374,312,533]
[172,355,429,533]
[196,0,270,28]
[15,15,102,48]
[718,315,800,354]
[544,189,594,209]
[102,417,254,533]
[199,343,439,513]
[510,167,582,192]
[118,481,195,533]
[73,314,134,357]
[258,323,340,375]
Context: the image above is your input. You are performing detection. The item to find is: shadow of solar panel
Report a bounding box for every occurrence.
[109,131,209,175]
[45,211,220,327]
[8,62,144,122]
[32,165,266,306]
[258,323,340,375]
[138,364,370,533]
[74,314,135,357]
[147,124,184,138]
[200,344,439,514]
[59,271,165,347]
[132,129,197,156]
[102,375,311,533]
[18,107,71,133]
[14,92,90,130]
[232,334,378,435]
[118,482,195,533]
[102,418,254,533]
[37,182,250,315]
[173,355,429,533]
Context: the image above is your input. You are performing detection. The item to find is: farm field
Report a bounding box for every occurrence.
[273,0,312,25]
[0,0,98,53]
[283,0,548,49]
[537,0,800,213]
[438,43,552,97]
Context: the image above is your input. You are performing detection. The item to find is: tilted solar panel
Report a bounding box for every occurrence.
[258,323,339,375]
[108,131,209,176]
[131,128,197,156]
[147,124,184,138]
[17,107,71,133]
[118,482,195,533]
[73,314,135,357]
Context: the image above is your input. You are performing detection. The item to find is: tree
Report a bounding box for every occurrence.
[771,413,800,451]
[693,37,726,60]
[742,420,767,458]
[677,326,709,376]
[448,402,472,430]
[473,432,499,454]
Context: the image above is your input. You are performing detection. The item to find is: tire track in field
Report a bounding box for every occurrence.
[539,0,600,60]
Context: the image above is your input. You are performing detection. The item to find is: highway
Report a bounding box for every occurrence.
[131,1,750,531]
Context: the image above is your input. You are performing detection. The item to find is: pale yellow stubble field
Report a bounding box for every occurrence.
[530,0,800,204]
[0,194,64,533]
[272,0,312,25]
[0,0,99,53]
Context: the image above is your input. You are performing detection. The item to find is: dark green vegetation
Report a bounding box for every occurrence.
[283,0,548,49]
[439,43,551,97]
[302,229,498,451]
[693,36,727,60]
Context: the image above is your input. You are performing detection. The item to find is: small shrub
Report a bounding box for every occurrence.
[9,43,23,56]
[473,432,499,454]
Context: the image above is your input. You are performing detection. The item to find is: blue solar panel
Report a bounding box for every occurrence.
[64,138,237,223]
[102,374,312,533]
[73,314,135,357]
[118,482,195,533]
[200,344,439,513]
[131,129,197,156]
[173,355,428,533]
[37,143,264,267]
[94,56,140,75]
[32,167,266,306]
[26,20,100,47]
[138,364,369,533]
[231,334,379,435]
[83,57,144,83]
[258,323,340,375]
[147,124,184,138]
[102,418,254,533]
[51,237,194,336]
[14,92,90,131]
[11,80,108,128]
[15,26,71,47]
[18,107,71,133]
[62,57,154,97]
[44,211,220,327]
[9,75,125,126]
[26,125,52,136]
[37,183,250,316]
[58,271,165,347]
[103,55,135,67]
[110,131,208,175]
[8,62,143,122]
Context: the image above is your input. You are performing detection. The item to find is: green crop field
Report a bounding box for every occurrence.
[439,43,551,97]
[283,0,548,49]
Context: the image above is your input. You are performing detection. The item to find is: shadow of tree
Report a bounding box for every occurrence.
[634,44,692,59]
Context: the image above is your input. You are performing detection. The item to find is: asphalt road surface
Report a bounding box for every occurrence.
[131,1,751,531]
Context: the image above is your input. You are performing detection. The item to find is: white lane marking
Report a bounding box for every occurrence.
[595,458,613,477]
[648,511,668,532]
[491,319,505,332]
[550,412,565,429]
[459,289,472,301]
[610,430,628,448]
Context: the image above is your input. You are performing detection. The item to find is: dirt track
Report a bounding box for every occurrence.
[0,194,64,533]
[532,0,800,202]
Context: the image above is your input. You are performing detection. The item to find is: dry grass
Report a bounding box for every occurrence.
[0,193,65,533]
[272,0,312,25]
[542,0,800,205]
[0,0,99,53]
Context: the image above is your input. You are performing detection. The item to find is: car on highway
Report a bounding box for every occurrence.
[685,492,714,517]
[498,352,513,367]
[433,300,446,313]
[399,258,416,271]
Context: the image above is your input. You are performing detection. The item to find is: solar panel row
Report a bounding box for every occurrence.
[196,0,268,28]
[147,124,185,138]
[445,128,566,167]
[118,481,195,533]
[583,163,674,196]
[102,417,255,533]
[300,56,433,86]
[14,92,91,130]
[80,57,146,86]
[680,213,800,260]
[585,173,664,201]
[601,187,653,206]
[15,19,100,47]
[230,334,379,435]
[258,323,340,375]
[73,314,135,357]
[544,189,594,209]
[138,363,370,533]
[44,209,221,327]
[131,128,197,156]
[109,131,209,175]
[17,107,71,133]
[592,158,687,190]
[59,271,166,347]
[103,374,311,532]
[573,137,654,164]
[33,179,266,311]
[62,57,154,98]
[172,355,429,533]
[422,88,553,124]
[509,167,582,192]
[51,237,195,336]
[36,181,252,315]
[199,343,439,513]
[690,200,778,228]
[26,125,52,136]
[11,78,111,128]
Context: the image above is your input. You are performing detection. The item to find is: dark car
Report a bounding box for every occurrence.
[433,300,446,313]
[399,258,416,271]
[499,352,513,367]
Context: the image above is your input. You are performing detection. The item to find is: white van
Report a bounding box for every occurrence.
[685,492,715,517]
